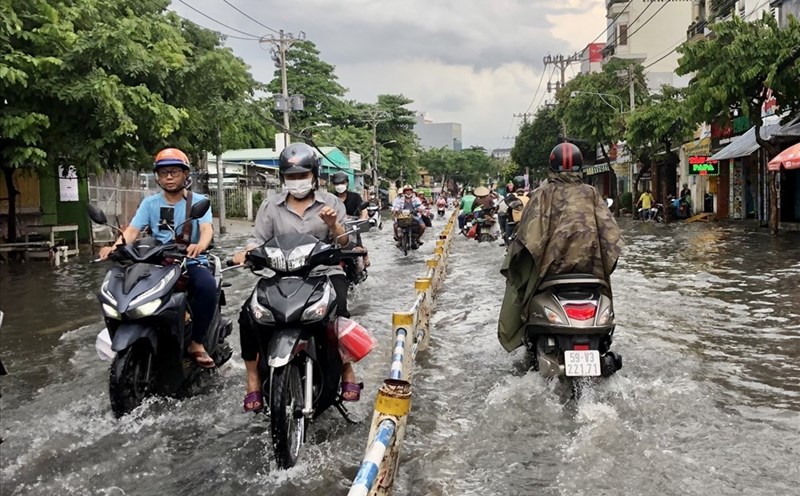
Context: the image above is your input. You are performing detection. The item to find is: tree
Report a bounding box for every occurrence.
[511,106,560,178]
[677,13,800,232]
[267,39,348,131]
[625,86,694,215]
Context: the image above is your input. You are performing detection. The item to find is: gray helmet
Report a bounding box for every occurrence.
[331,171,348,184]
[279,143,319,177]
[512,175,526,189]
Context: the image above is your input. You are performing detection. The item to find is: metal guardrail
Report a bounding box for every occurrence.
[348,210,458,496]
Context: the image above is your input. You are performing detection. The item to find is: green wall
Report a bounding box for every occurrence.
[38,166,90,241]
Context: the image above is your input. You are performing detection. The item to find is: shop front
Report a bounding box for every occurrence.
[583,163,612,197]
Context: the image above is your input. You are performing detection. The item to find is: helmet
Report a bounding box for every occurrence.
[154,148,190,171]
[279,143,320,177]
[331,171,348,184]
[549,142,583,172]
[512,175,526,189]
[402,184,413,192]
[474,186,490,197]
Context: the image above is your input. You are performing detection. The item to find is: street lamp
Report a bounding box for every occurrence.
[570,91,624,114]
[299,122,331,136]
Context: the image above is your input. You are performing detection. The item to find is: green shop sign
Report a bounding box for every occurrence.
[688,156,720,176]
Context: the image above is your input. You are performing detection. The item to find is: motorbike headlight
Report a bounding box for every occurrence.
[301,283,333,323]
[100,278,117,305]
[286,244,315,272]
[250,294,276,325]
[543,307,564,324]
[596,307,614,326]
[127,298,162,319]
[265,246,287,272]
[102,303,121,320]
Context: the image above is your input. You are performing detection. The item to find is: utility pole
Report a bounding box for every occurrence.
[261,30,306,148]
[513,112,534,125]
[360,106,389,201]
[544,53,580,140]
[628,64,636,112]
[215,128,226,235]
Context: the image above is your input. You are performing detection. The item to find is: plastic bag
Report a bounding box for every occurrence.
[331,317,377,363]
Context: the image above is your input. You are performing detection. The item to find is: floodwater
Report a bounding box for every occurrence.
[1,216,799,495]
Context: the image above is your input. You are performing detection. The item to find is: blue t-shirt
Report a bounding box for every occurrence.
[131,192,213,247]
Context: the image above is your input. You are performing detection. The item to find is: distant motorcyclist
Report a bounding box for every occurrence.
[501,176,529,242]
[392,184,426,246]
[497,143,623,352]
[98,148,217,368]
[457,188,476,230]
[331,171,370,267]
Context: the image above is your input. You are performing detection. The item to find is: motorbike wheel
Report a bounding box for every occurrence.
[109,341,156,418]
[270,361,306,469]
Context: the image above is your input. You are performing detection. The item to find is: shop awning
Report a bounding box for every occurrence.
[772,116,800,138]
[710,125,780,161]
[767,142,800,171]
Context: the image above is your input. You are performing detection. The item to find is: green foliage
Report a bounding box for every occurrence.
[677,13,800,129]
[625,86,694,160]
[619,191,633,212]
[419,147,499,191]
[511,106,560,175]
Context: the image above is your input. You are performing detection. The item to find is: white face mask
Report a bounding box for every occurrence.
[404,193,413,199]
[334,184,347,194]
[285,178,314,198]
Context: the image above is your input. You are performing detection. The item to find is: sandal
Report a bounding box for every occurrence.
[243,391,263,413]
[190,350,215,369]
[340,382,364,402]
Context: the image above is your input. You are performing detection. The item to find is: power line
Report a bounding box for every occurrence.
[524,67,549,114]
[626,0,673,42]
[586,0,635,46]
[625,1,655,32]
[176,0,261,39]
[504,114,518,141]
[643,35,686,69]
[221,0,281,35]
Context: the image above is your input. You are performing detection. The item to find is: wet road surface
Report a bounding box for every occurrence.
[1,217,799,495]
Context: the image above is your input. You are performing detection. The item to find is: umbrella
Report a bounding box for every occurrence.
[767,142,800,171]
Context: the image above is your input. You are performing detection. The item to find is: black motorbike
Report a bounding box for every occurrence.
[88,201,233,418]
[366,203,383,230]
[395,210,420,256]
[234,221,368,468]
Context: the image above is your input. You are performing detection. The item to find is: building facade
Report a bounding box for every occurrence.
[414,113,463,151]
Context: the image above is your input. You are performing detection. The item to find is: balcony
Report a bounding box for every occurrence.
[687,19,708,41]
[710,0,736,20]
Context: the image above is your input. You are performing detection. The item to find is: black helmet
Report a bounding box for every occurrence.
[512,175,526,189]
[549,142,583,173]
[279,143,320,177]
[331,171,348,184]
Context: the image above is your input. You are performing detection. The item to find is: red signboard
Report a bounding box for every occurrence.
[588,43,603,62]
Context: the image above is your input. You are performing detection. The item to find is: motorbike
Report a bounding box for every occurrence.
[395,210,420,256]
[366,202,383,230]
[465,206,498,243]
[637,203,665,223]
[0,310,6,444]
[436,201,446,219]
[232,220,370,468]
[341,215,369,287]
[88,201,233,418]
[522,273,622,396]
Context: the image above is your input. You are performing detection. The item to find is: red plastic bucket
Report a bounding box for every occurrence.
[332,317,377,363]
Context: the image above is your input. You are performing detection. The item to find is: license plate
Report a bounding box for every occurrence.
[564,350,601,377]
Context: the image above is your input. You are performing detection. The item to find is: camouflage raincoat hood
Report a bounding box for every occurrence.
[497,172,623,352]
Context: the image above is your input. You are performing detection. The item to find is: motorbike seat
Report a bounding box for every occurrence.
[539,273,609,291]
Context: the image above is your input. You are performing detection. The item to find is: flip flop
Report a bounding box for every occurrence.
[190,350,215,369]
[243,391,263,413]
[340,382,364,402]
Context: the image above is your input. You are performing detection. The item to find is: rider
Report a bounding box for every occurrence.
[497,142,622,352]
[436,195,447,213]
[457,188,476,230]
[391,184,426,246]
[331,171,370,268]
[232,143,361,411]
[636,189,655,220]
[99,148,216,368]
[502,176,529,242]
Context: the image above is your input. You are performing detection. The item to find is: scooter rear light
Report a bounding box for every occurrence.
[563,303,596,321]
[573,343,590,351]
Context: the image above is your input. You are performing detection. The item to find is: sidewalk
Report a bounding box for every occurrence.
[213,218,254,236]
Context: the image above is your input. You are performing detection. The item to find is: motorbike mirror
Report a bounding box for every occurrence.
[606,198,614,208]
[345,219,370,234]
[189,198,211,220]
[88,204,108,225]
[359,201,371,210]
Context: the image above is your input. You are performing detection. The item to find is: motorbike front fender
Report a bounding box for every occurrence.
[111,323,158,353]
[267,328,314,368]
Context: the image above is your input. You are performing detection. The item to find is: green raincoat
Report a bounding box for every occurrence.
[497,172,623,352]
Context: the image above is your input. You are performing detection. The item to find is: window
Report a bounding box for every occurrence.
[618,24,628,46]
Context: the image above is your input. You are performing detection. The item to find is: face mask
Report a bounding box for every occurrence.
[334,184,347,194]
[285,178,314,198]
[404,193,413,199]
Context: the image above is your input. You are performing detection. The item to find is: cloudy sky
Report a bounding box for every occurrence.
[172,0,606,150]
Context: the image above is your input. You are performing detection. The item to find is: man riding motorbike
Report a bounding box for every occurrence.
[457,188,476,230]
[231,143,361,411]
[392,184,426,246]
[497,143,623,352]
[331,171,370,268]
[98,148,217,368]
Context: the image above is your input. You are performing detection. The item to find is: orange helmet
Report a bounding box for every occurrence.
[154,148,190,171]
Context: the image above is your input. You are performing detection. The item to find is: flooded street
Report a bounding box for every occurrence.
[1,218,799,495]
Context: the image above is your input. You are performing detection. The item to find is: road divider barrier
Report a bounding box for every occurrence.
[348,210,458,496]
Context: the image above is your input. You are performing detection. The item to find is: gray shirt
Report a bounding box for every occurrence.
[249,190,347,275]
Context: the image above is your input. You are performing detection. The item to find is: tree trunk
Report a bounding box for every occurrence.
[599,144,618,215]
[769,171,779,233]
[751,98,779,235]
[1,165,19,242]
